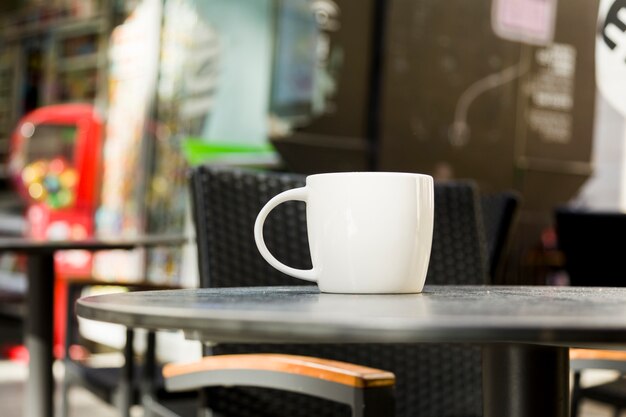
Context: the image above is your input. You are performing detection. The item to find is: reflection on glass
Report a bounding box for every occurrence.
[270,0,319,121]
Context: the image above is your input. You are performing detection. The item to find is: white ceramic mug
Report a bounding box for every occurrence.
[254,172,434,294]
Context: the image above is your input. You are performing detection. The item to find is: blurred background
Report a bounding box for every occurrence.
[0,0,622,323]
[0,0,625,415]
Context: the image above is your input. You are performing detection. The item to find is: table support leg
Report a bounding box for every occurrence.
[25,253,55,417]
[483,344,569,417]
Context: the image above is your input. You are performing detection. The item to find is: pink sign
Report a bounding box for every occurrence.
[492,0,558,45]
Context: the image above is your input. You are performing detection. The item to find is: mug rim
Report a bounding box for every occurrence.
[307,171,433,180]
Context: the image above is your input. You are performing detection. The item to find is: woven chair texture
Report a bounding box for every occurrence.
[189,165,489,417]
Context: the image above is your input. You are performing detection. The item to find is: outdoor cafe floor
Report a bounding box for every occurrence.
[0,357,621,417]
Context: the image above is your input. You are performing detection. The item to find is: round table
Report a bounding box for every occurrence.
[77,285,626,417]
[0,234,187,417]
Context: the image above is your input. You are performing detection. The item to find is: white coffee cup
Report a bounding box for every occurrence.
[254,172,434,294]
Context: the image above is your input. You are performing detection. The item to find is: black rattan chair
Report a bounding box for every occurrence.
[170,165,489,417]
[555,207,626,287]
[62,274,192,417]
[62,282,179,417]
[555,207,626,417]
[480,190,521,282]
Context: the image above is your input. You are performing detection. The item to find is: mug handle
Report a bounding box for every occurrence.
[254,187,317,283]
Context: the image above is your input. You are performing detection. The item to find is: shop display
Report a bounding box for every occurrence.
[6,103,102,358]
[0,2,110,360]
[0,48,15,156]
[93,0,161,282]
[7,103,103,276]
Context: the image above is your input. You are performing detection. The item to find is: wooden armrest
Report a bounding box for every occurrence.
[570,348,626,361]
[163,353,395,388]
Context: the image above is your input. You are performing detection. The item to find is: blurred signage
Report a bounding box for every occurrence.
[492,0,558,45]
[596,0,626,116]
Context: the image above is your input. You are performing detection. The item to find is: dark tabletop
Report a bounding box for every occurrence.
[76,285,626,346]
[0,234,188,253]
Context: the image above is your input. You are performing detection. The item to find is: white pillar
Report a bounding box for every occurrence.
[573,93,626,210]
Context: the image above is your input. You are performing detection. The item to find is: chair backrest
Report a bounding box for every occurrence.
[189,165,489,417]
[554,207,626,287]
[480,191,521,281]
[426,180,489,285]
[554,208,626,417]
[189,166,310,289]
